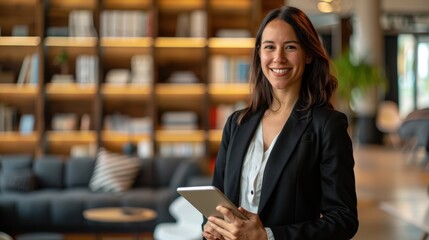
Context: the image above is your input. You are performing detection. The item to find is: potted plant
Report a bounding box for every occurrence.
[54,50,70,75]
[333,50,388,143]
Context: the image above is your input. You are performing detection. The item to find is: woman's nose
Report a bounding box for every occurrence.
[273,49,286,63]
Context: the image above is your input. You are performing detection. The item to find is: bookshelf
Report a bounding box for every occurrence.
[0,0,282,160]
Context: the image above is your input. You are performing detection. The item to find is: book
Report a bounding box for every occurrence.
[19,114,35,134]
[29,53,39,84]
[17,55,31,85]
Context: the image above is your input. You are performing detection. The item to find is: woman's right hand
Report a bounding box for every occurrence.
[203,221,224,240]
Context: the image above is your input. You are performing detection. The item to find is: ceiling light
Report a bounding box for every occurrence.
[318,2,333,13]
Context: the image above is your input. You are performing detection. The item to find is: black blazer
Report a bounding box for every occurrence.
[211,101,359,239]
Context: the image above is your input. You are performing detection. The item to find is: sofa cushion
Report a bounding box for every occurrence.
[89,149,141,193]
[33,156,64,189]
[0,155,32,171]
[0,169,36,192]
[65,157,95,188]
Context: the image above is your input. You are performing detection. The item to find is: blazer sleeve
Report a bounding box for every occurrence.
[211,111,239,192]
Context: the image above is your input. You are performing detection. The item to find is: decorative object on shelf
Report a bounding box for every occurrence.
[122,142,137,156]
[106,69,131,85]
[54,50,70,75]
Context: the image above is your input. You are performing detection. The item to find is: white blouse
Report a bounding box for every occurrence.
[240,121,279,213]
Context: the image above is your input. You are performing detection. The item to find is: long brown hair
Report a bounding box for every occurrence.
[238,6,337,124]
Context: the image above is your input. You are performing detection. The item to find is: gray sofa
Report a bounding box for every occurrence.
[0,154,204,235]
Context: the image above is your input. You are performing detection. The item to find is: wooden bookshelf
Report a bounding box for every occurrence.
[0,0,283,158]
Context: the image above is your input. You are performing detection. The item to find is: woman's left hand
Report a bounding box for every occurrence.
[207,206,268,240]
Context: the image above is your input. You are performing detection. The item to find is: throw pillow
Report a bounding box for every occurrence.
[0,169,36,192]
[89,149,141,193]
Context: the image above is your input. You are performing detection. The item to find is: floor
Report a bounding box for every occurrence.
[353,144,429,240]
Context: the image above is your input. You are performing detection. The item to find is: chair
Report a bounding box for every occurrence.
[154,196,203,240]
[376,101,403,147]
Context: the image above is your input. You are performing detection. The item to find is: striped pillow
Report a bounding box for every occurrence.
[89,149,141,193]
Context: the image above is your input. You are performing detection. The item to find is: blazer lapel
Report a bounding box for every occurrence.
[258,105,312,213]
[224,109,264,205]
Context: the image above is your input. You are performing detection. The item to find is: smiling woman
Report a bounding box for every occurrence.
[203,5,358,240]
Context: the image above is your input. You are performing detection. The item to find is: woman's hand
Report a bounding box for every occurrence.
[203,206,268,240]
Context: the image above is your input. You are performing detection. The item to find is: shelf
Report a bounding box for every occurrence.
[156,129,206,142]
[102,0,152,9]
[208,129,222,143]
[0,84,39,105]
[155,37,207,48]
[101,131,151,142]
[0,0,38,5]
[208,83,250,103]
[158,0,204,12]
[46,83,97,100]
[46,131,97,155]
[45,37,97,47]
[100,37,153,48]
[47,131,96,142]
[210,0,252,11]
[208,37,254,49]
[0,0,271,157]
[48,0,97,9]
[0,132,38,154]
[0,132,38,142]
[101,131,151,152]
[156,83,205,96]
[0,84,38,96]
[101,84,152,100]
[0,37,41,46]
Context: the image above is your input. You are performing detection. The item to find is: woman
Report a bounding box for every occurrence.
[203,6,359,240]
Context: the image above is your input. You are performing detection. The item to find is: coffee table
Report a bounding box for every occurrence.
[83,207,157,239]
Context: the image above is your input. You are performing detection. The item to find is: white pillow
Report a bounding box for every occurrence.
[89,149,141,193]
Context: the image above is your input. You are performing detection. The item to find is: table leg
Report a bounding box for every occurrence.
[421,232,429,240]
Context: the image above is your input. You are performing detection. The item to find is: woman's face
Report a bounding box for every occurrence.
[260,19,309,92]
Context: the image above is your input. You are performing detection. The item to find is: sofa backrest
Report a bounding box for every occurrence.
[33,156,63,188]
[64,157,95,188]
[0,154,204,192]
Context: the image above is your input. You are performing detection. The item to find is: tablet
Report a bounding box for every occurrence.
[177,186,248,220]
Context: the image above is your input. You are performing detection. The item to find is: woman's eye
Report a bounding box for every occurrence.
[263,45,274,50]
[285,45,297,51]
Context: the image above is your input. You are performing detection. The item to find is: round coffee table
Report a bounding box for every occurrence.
[84,207,157,223]
[83,207,157,239]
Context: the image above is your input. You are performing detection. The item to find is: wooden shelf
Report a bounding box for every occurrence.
[100,37,153,48]
[208,129,222,143]
[45,37,97,47]
[155,37,207,48]
[210,0,252,11]
[0,132,38,153]
[0,84,38,95]
[0,0,276,157]
[158,0,204,12]
[102,84,151,100]
[155,83,205,96]
[208,38,254,49]
[208,83,250,103]
[0,37,41,46]
[48,0,97,9]
[156,129,206,142]
[46,83,97,100]
[103,0,152,9]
